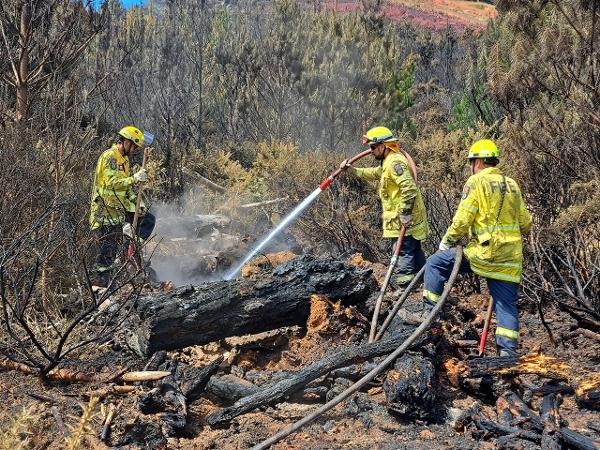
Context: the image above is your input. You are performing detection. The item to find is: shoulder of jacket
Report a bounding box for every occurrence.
[389,152,408,164]
[98,148,115,161]
[384,153,408,171]
[505,175,523,193]
[465,173,481,187]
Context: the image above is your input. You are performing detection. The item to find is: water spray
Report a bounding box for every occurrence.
[224,149,373,280]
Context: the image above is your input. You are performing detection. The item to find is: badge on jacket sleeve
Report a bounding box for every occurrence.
[394,163,404,176]
[109,158,117,170]
[462,185,470,200]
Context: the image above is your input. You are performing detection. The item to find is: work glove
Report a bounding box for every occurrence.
[122,222,135,239]
[399,214,412,228]
[133,168,147,184]
[339,159,353,171]
[438,241,452,252]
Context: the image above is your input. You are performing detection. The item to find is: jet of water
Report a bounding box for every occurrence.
[224,187,323,280]
[224,149,373,281]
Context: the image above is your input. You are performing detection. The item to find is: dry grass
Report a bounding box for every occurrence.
[0,406,38,450]
[64,396,100,450]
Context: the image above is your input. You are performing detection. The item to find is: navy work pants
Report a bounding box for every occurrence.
[391,235,426,285]
[422,248,520,355]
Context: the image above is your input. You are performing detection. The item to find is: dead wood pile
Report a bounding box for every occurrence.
[3,253,599,449]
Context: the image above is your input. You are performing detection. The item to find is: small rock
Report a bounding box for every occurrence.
[420,429,435,439]
[322,420,337,433]
[446,407,463,429]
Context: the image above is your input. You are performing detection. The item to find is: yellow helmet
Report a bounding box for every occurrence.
[118,126,145,148]
[468,139,499,159]
[363,126,398,146]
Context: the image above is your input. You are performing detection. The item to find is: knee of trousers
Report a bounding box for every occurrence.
[396,254,417,275]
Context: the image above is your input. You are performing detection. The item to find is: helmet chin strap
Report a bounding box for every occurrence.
[470,159,480,175]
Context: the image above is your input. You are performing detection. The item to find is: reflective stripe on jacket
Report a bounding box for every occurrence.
[443,167,532,283]
[354,152,429,240]
[89,144,137,229]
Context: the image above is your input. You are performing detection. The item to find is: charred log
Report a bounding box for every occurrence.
[328,361,379,381]
[138,360,187,434]
[127,255,376,355]
[504,391,599,450]
[540,393,561,450]
[205,375,259,405]
[206,374,328,406]
[181,357,223,403]
[383,351,438,421]
[206,330,411,427]
[526,382,574,397]
[474,416,542,443]
[495,396,515,426]
[143,351,168,372]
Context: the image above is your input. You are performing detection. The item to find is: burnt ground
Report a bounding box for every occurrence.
[0,255,599,449]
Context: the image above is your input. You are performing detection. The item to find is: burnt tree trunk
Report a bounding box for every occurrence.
[181,357,223,403]
[205,375,259,405]
[127,256,376,355]
[504,391,599,450]
[540,393,561,450]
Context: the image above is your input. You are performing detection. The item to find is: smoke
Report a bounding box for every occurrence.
[148,190,239,286]
[147,188,302,286]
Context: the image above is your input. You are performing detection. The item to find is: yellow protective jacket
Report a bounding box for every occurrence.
[354,152,429,240]
[443,167,532,283]
[89,144,137,229]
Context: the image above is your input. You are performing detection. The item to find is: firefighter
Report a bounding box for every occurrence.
[340,126,429,287]
[420,139,532,356]
[90,126,155,288]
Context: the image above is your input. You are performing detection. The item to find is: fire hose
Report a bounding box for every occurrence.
[374,264,425,342]
[319,149,373,189]
[251,247,464,450]
[127,148,150,261]
[368,228,406,342]
[224,149,374,280]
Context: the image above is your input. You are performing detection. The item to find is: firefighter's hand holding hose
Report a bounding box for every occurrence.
[123,222,135,239]
[439,233,468,252]
[399,212,412,228]
[133,168,147,184]
[438,241,452,251]
[339,159,355,173]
